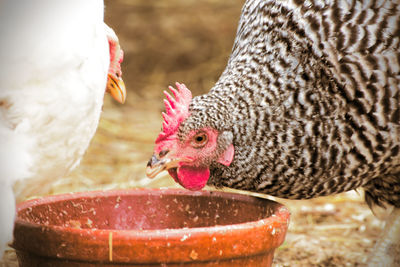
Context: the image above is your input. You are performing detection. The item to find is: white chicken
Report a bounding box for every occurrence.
[0,0,126,256]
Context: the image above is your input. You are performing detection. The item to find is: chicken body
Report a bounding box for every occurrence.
[191,0,400,204]
[148,0,399,265]
[0,0,124,256]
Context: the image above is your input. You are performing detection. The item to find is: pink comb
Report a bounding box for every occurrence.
[106,24,124,78]
[155,82,192,143]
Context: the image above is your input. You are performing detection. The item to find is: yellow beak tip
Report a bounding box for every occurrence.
[107,74,126,104]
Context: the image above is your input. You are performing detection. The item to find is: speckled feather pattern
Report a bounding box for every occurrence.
[180,0,400,208]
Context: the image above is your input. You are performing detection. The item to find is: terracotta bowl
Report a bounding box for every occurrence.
[13,188,290,266]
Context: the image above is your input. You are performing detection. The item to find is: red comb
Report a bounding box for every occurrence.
[155,82,192,143]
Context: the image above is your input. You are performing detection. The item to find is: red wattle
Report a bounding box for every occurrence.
[174,166,210,191]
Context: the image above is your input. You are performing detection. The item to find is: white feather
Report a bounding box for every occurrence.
[0,0,111,255]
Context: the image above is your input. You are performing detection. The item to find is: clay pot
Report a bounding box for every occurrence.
[13,188,289,266]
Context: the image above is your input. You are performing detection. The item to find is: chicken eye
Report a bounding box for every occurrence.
[192,132,208,148]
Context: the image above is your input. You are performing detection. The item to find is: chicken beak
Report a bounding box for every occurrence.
[106,73,126,104]
[146,154,179,178]
[146,153,192,178]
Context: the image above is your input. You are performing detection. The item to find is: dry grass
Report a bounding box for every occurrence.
[3,1,385,266]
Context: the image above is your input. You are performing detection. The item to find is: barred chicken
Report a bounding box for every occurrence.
[0,0,126,257]
[147,0,400,265]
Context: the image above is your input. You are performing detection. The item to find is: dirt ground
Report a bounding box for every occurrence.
[2,0,388,266]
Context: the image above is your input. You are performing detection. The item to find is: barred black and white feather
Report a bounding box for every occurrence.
[147,1,400,264]
[181,0,400,208]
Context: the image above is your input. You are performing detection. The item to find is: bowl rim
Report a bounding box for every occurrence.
[14,188,290,263]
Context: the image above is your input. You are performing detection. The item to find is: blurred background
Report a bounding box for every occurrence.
[5,0,384,266]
